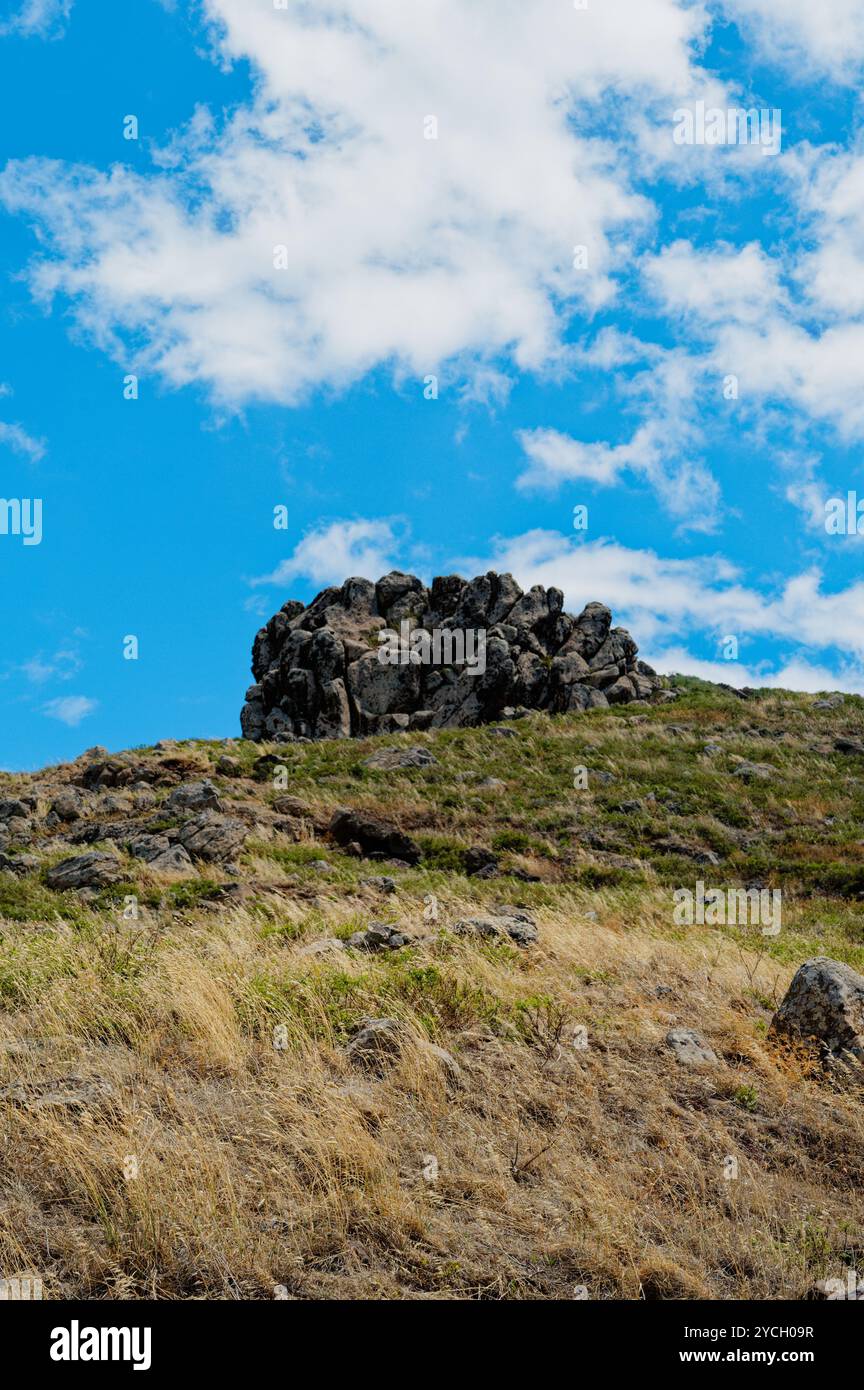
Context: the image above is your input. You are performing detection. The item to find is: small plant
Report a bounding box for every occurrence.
[733,1084,759,1112]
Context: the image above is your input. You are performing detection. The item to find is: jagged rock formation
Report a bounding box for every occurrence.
[240,571,663,742]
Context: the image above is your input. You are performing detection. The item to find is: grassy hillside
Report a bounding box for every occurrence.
[1,678,863,1300]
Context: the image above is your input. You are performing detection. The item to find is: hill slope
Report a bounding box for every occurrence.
[1,679,863,1300]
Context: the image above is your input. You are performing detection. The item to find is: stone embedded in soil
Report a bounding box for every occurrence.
[665,1028,718,1066]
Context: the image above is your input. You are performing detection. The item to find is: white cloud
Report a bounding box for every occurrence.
[459,528,864,685]
[42,694,97,726]
[0,420,45,461]
[650,646,863,693]
[721,0,864,82]
[0,0,73,39]
[516,350,721,528]
[642,239,785,326]
[250,517,407,590]
[0,0,714,405]
[640,217,864,442]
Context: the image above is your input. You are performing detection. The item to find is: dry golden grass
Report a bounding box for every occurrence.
[0,888,861,1301]
[1,686,863,1300]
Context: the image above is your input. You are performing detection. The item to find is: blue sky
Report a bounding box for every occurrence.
[3,0,864,770]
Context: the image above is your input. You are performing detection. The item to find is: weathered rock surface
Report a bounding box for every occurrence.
[665,1028,718,1066]
[771,957,864,1060]
[177,812,247,863]
[329,808,421,864]
[453,907,538,947]
[347,922,408,951]
[45,852,123,890]
[164,780,222,814]
[240,571,660,741]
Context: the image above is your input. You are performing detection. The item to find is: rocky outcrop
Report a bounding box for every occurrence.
[240,571,661,741]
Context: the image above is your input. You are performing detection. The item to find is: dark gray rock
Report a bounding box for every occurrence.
[49,788,84,822]
[345,1017,403,1067]
[46,852,123,890]
[0,853,39,876]
[147,844,194,873]
[329,808,420,864]
[347,922,408,951]
[240,571,658,740]
[453,908,538,947]
[360,875,398,893]
[165,780,222,814]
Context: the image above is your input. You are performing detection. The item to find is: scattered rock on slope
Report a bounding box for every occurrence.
[45,852,123,890]
[771,957,864,1061]
[329,808,421,864]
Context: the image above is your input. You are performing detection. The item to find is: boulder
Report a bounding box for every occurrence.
[347,922,408,951]
[46,852,123,890]
[177,812,247,863]
[329,809,421,864]
[453,907,538,947]
[165,780,222,814]
[240,571,659,739]
[771,957,864,1061]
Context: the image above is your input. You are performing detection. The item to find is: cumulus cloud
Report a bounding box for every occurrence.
[459,528,864,684]
[721,0,864,82]
[42,694,97,726]
[640,211,864,442]
[250,517,408,590]
[0,0,715,405]
[516,350,721,528]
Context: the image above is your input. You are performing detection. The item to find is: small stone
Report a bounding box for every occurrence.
[731,760,774,783]
[347,922,407,952]
[296,937,346,958]
[771,957,864,1061]
[147,844,194,874]
[346,1017,402,1067]
[360,876,397,893]
[363,746,437,771]
[49,788,83,822]
[834,737,864,756]
[453,909,537,947]
[177,812,247,863]
[665,1028,718,1066]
